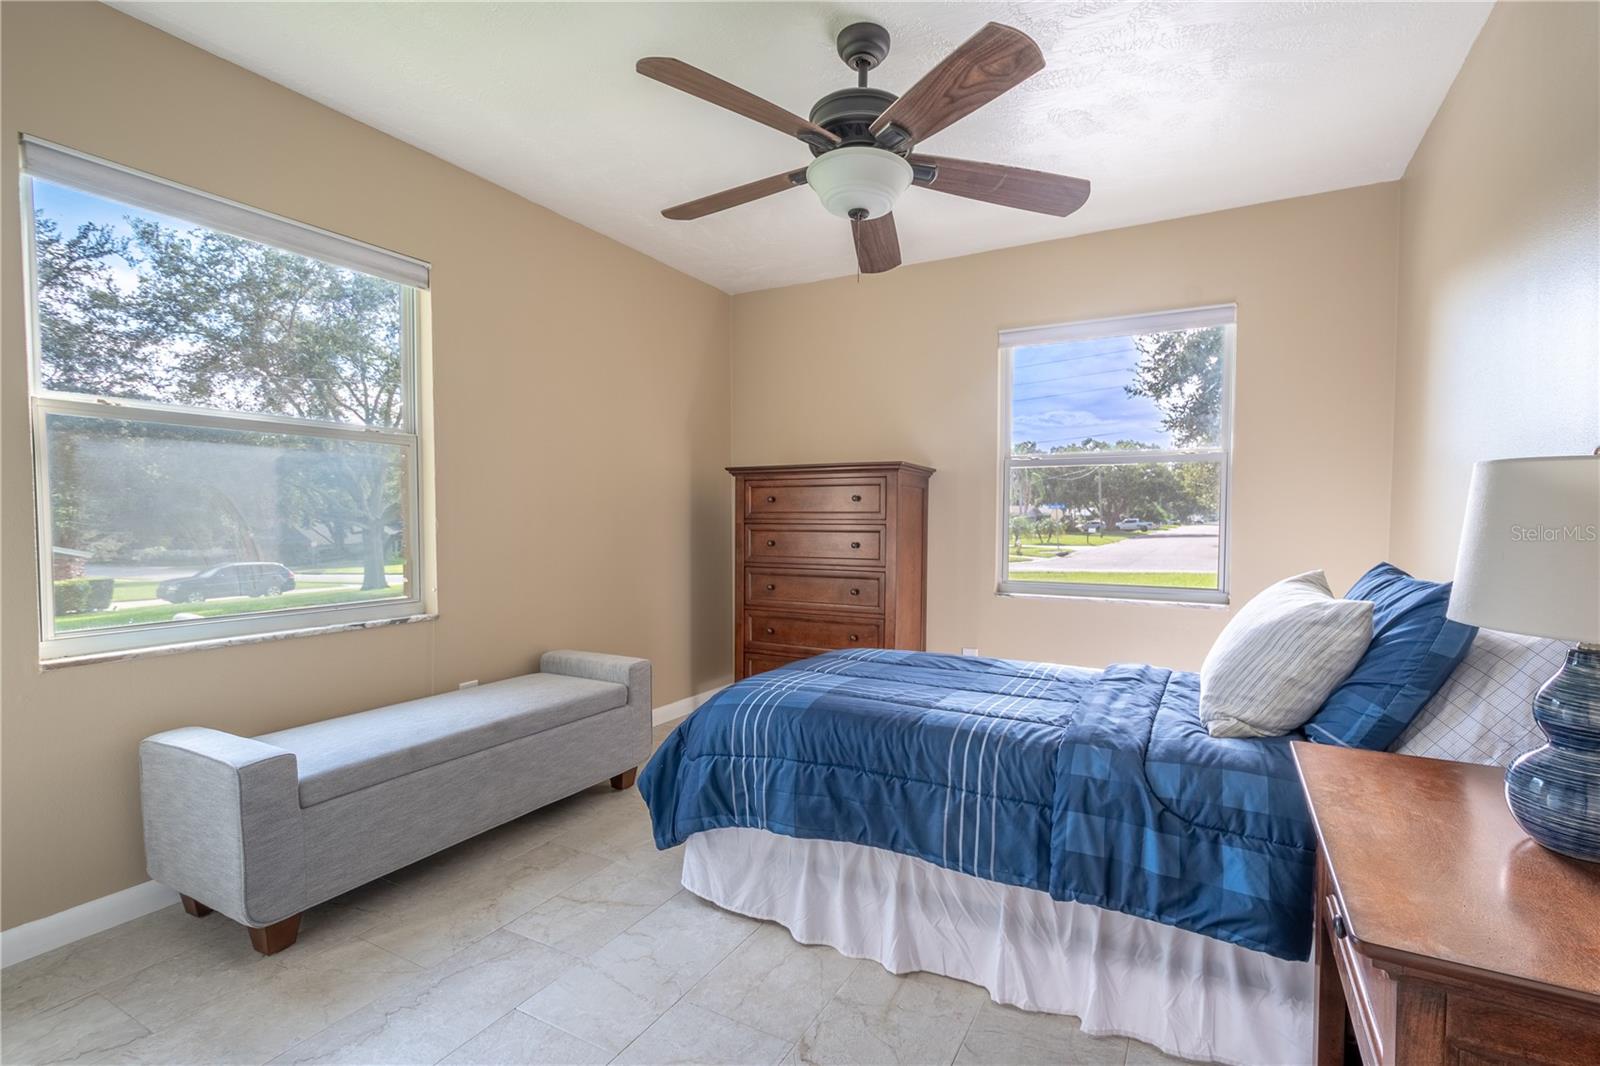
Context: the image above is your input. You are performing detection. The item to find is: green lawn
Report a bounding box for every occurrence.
[1007,570,1218,589]
[1012,530,1134,551]
[111,580,158,602]
[56,585,406,631]
[297,564,405,575]
[1008,530,1139,564]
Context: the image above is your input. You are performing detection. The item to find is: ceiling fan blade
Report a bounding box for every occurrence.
[637,58,840,146]
[869,23,1044,143]
[662,170,807,220]
[910,155,1089,217]
[851,213,901,274]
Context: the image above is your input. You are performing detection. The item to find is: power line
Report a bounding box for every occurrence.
[1010,363,1140,391]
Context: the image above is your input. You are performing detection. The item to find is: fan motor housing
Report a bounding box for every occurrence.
[808,87,901,154]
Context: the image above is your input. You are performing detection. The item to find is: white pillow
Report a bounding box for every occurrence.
[1200,570,1374,738]
[1393,628,1567,765]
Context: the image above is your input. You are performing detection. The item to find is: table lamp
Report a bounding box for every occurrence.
[1448,454,1600,861]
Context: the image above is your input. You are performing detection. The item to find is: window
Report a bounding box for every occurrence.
[21,137,431,661]
[999,305,1233,604]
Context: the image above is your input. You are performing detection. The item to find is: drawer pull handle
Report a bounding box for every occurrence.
[850,588,860,596]
[850,494,862,502]
[849,634,860,642]
[1332,914,1348,940]
[850,541,861,549]
[766,539,776,547]
[765,495,776,503]
[765,583,776,591]
[765,627,775,635]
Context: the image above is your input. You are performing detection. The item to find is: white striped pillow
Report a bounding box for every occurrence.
[1200,571,1374,738]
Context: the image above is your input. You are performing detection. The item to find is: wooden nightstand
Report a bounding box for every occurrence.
[1292,742,1600,1066]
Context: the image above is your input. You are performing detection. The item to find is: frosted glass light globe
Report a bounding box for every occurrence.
[806,146,913,220]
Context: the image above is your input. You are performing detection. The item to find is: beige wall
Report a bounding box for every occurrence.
[1389,0,1600,580]
[730,184,1402,671]
[1,3,732,929]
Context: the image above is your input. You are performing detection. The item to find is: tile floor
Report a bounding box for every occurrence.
[2,721,1203,1066]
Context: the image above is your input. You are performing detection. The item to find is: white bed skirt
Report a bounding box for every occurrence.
[682,828,1313,1066]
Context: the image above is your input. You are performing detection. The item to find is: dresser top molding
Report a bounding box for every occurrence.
[1292,741,1600,1008]
[727,461,936,477]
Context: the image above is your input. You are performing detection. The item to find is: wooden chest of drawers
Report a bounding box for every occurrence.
[729,462,933,680]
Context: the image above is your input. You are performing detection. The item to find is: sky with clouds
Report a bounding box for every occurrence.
[1011,336,1173,451]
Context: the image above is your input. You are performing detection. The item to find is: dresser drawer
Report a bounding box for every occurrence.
[745,527,883,564]
[744,651,813,677]
[745,478,885,520]
[745,568,883,611]
[746,612,881,651]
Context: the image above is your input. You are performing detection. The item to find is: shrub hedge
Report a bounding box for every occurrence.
[53,577,115,616]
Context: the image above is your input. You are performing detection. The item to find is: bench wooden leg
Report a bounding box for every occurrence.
[180,895,212,918]
[610,767,638,790]
[247,913,302,956]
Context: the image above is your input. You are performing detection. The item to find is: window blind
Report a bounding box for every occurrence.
[22,135,430,289]
[1001,304,1234,348]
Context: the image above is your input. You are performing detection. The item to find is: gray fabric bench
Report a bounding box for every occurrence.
[139,650,650,954]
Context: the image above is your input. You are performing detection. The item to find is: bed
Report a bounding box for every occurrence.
[640,648,1318,1066]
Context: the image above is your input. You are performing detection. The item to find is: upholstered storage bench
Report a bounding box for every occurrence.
[139,650,650,954]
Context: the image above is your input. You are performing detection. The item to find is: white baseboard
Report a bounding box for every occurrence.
[2,880,179,969]
[3,683,733,968]
[653,680,730,726]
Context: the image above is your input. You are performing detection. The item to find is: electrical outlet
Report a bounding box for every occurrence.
[458,679,479,689]
[961,647,979,657]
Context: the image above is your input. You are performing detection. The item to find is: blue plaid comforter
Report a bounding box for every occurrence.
[640,649,1316,960]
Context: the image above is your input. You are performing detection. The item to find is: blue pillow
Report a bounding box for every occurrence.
[1303,563,1478,750]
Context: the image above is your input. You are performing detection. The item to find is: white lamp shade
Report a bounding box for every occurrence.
[1449,456,1600,643]
[806,147,912,221]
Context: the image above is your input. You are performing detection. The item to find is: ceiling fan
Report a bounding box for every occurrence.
[637,21,1090,275]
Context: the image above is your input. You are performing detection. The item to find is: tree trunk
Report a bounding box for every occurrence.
[360,522,387,591]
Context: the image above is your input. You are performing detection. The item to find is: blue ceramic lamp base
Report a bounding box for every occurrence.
[1505,644,1600,862]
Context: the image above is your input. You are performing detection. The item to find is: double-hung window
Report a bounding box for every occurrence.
[21,138,431,661]
[999,305,1234,604]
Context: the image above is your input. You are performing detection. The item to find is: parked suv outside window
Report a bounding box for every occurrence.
[156,563,296,604]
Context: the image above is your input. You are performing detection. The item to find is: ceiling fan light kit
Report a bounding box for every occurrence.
[806,146,912,221]
[638,20,1089,274]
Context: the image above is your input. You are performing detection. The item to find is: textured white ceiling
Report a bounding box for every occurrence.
[112,2,1489,294]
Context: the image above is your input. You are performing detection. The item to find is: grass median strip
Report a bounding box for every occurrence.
[56,585,406,631]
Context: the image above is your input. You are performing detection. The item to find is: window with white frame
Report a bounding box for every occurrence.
[999,305,1234,604]
[22,138,431,661]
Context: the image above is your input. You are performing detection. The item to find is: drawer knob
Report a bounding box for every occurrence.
[766,495,776,503]
[766,539,776,547]
[849,634,860,642]
[1332,914,1348,940]
[850,588,860,596]
[850,494,862,502]
[765,583,776,591]
[850,541,861,549]
[765,627,775,635]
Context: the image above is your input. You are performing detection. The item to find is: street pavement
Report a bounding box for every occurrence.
[1009,524,1219,573]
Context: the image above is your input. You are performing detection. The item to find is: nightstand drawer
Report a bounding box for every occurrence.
[746,612,881,651]
[745,568,883,611]
[1323,889,1395,1066]
[744,477,885,520]
[745,527,883,565]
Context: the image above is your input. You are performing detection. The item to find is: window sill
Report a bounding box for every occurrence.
[38,611,437,671]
